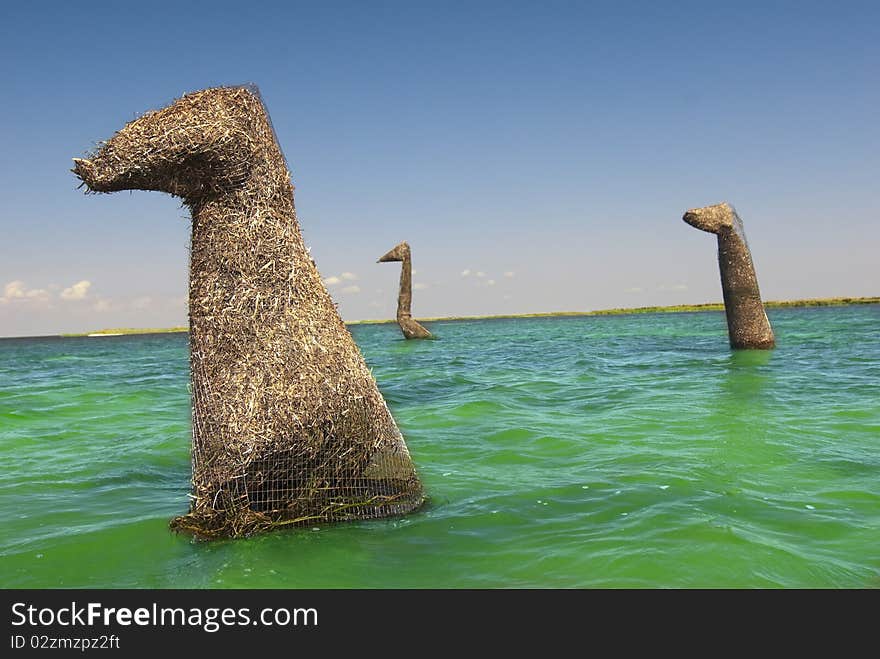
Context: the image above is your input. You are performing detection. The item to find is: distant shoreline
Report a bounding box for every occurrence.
[50,296,878,337]
[63,326,189,337]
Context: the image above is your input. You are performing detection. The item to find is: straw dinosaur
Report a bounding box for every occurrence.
[377,241,433,339]
[683,202,775,349]
[72,86,424,537]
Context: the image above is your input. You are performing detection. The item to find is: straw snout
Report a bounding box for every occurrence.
[682,209,707,230]
[377,242,409,263]
[73,130,252,198]
[72,144,148,193]
[71,156,118,193]
[71,157,95,185]
[682,202,733,234]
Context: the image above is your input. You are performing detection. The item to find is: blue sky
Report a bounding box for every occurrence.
[1,1,877,336]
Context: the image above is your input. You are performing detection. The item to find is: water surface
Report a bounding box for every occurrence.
[1,306,878,587]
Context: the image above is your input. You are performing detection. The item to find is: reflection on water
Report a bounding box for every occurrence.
[722,349,774,402]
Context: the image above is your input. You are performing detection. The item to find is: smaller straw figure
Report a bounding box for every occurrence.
[683,202,775,350]
[377,241,433,339]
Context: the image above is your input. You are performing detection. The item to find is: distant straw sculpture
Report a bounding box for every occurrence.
[377,241,433,339]
[683,202,775,349]
[73,86,424,538]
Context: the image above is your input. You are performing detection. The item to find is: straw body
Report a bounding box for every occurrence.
[683,203,775,350]
[74,87,424,537]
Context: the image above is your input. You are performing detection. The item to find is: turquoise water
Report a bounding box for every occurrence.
[1,306,878,588]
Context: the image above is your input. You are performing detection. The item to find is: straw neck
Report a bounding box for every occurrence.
[186,157,313,329]
[715,227,774,348]
[397,255,413,321]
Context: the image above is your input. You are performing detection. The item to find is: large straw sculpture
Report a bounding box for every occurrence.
[73,86,424,538]
[683,202,775,349]
[377,241,433,339]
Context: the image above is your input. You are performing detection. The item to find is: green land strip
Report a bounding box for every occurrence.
[351,296,879,324]
[66,296,878,336]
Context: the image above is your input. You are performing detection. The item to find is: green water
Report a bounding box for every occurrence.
[1,306,878,588]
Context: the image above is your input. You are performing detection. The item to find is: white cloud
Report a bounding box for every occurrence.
[625,287,644,293]
[3,281,26,299]
[130,296,153,310]
[460,270,497,287]
[93,299,112,312]
[324,272,358,287]
[658,284,688,292]
[341,285,361,294]
[1,280,49,304]
[411,269,418,276]
[413,282,428,290]
[504,271,515,278]
[61,280,92,301]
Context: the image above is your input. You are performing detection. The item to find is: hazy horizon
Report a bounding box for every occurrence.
[2,2,877,337]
